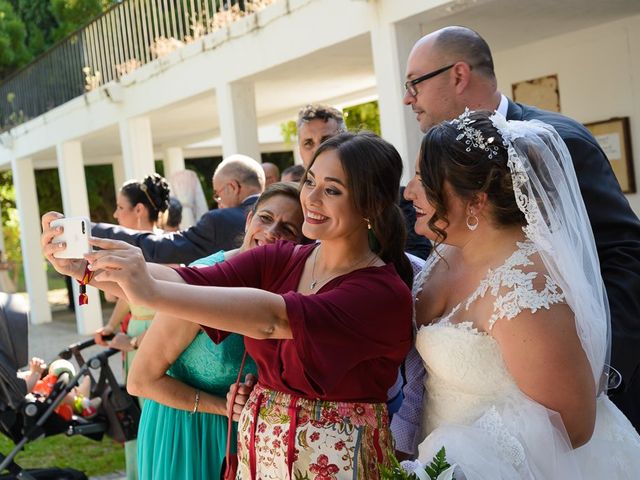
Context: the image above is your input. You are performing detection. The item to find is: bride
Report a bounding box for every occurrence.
[402,109,640,478]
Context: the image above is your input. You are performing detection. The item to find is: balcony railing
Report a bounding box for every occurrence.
[0,0,276,132]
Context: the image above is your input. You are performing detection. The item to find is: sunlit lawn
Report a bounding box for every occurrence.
[0,432,124,477]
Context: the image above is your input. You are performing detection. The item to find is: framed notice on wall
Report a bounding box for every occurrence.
[585,117,636,194]
[512,74,561,113]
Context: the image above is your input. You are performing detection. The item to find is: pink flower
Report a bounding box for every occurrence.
[310,432,320,442]
[334,440,346,451]
[338,403,377,427]
[309,454,340,480]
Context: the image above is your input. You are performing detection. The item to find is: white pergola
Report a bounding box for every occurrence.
[1,0,639,333]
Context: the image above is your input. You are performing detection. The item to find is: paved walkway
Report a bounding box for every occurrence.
[28,304,124,385]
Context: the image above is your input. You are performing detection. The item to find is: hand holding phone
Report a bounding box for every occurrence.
[50,216,92,259]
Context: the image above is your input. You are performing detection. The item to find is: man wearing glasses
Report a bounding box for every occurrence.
[392,26,640,456]
[92,154,264,264]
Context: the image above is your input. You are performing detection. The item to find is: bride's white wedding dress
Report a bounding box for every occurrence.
[413,242,640,479]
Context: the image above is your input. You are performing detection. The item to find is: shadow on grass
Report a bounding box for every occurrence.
[0,433,124,477]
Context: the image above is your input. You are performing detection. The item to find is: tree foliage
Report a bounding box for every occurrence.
[344,100,381,135]
[0,0,116,80]
[50,0,107,42]
[0,0,31,78]
[10,0,57,57]
[0,170,21,287]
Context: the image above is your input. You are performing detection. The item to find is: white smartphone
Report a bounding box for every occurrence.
[50,216,92,259]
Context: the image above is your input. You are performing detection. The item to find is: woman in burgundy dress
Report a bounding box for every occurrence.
[42,132,414,480]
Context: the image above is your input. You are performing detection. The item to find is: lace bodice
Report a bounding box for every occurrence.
[415,241,565,436]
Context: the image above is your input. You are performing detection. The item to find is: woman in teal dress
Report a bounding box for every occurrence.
[93,173,171,480]
[128,183,306,479]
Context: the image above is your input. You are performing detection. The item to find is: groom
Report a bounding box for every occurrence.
[393,26,640,454]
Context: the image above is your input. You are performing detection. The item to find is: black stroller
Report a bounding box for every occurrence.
[0,292,141,480]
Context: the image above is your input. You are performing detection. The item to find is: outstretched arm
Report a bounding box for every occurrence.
[92,209,223,264]
[42,212,185,303]
[127,313,226,415]
[87,237,293,340]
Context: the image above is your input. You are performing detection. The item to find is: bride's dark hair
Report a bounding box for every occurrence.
[419,110,526,246]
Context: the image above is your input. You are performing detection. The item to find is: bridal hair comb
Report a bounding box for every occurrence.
[452,108,500,159]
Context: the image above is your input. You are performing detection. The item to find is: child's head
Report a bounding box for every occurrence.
[48,359,76,383]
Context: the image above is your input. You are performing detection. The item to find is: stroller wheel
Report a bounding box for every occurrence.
[24,403,39,417]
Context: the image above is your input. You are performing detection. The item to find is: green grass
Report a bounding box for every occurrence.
[0,432,124,476]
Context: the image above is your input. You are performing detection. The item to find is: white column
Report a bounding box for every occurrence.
[163,147,186,179]
[112,156,126,195]
[11,157,52,324]
[293,146,303,166]
[216,81,261,162]
[56,141,103,334]
[370,19,423,185]
[119,116,156,181]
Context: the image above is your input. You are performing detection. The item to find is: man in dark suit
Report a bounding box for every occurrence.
[393,25,640,454]
[92,154,265,264]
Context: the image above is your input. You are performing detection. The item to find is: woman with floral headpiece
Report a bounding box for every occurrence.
[402,110,640,478]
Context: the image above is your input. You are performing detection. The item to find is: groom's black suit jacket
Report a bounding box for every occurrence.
[507,100,640,429]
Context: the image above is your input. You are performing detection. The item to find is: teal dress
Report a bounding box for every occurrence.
[125,304,155,480]
[137,251,257,479]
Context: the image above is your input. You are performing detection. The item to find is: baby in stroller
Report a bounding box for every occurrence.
[1,292,140,480]
[18,358,102,420]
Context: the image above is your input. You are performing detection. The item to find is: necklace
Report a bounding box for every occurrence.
[309,245,377,290]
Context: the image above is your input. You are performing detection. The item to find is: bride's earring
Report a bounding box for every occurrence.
[466,213,479,231]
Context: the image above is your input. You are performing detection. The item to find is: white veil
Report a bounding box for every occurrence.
[489,112,610,392]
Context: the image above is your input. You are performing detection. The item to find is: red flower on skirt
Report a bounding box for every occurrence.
[309,454,340,480]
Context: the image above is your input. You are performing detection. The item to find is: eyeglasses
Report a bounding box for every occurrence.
[213,182,233,203]
[213,180,240,203]
[404,64,455,97]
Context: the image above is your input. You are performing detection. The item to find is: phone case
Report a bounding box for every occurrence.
[51,217,92,259]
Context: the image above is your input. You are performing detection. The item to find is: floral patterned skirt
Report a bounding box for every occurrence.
[236,384,391,480]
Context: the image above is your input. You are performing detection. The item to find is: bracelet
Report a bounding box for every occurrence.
[191,389,200,415]
[77,264,95,305]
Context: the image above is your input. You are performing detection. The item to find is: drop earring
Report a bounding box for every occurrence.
[466,213,479,231]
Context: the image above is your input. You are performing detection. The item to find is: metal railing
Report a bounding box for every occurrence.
[0,0,275,132]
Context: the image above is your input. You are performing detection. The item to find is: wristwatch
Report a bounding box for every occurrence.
[129,336,139,350]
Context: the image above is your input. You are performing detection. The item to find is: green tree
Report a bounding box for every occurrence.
[343,100,381,135]
[0,170,22,288]
[50,0,111,41]
[10,0,57,57]
[0,0,30,79]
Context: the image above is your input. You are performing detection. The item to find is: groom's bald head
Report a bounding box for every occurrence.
[404,26,501,132]
[427,27,495,80]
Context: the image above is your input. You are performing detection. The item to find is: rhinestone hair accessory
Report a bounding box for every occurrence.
[452,108,500,159]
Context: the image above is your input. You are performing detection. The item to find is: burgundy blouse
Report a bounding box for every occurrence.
[175,241,412,403]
